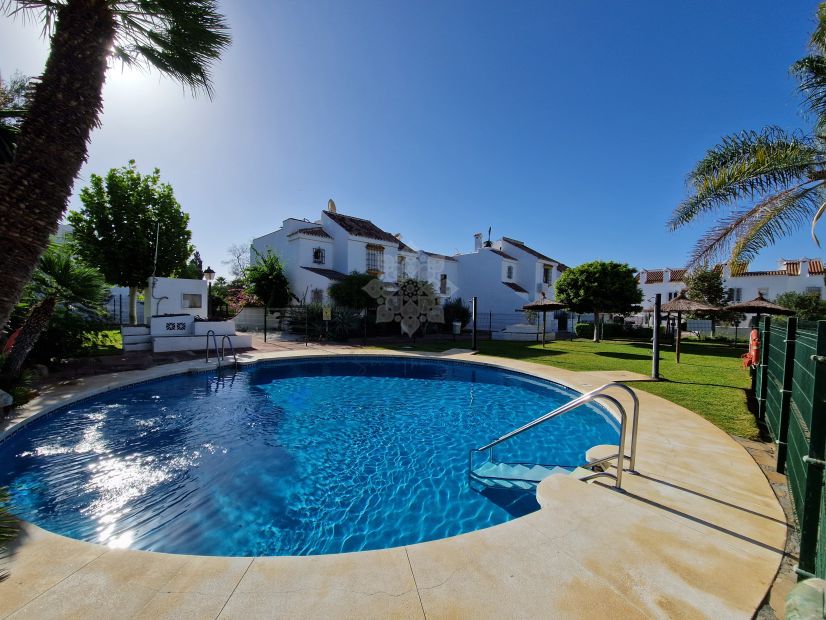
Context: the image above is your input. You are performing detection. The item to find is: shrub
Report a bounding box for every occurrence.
[574,322,594,338]
[443,297,471,331]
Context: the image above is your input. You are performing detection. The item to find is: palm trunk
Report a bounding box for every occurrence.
[593,310,601,342]
[4,296,58,378]
[0,0,115,329]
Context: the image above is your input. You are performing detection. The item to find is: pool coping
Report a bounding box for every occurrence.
[0,348,787,619]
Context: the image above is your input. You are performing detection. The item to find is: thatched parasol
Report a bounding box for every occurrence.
[726,292,795,322]
[660,291,721,363]
[523,295,566,347]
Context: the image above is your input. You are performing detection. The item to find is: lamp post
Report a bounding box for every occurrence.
[203,266,215,319]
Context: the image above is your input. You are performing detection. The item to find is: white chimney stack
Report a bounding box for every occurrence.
[474,233,483,252]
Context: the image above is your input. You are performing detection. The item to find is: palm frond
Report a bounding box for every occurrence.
[0,487,17,548]
[113,0,231,97]
[31,245,107,306]
[731,185,823,261]
[687,185,823,266]
[812,200,826,246]
[1,1,230,97]
[792,55,826,126]
[669,127,823,230]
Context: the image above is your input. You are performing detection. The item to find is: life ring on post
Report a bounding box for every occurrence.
[742,328,760,368]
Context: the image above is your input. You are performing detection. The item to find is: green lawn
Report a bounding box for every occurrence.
[378,337,758,439]
[80,328,122,357]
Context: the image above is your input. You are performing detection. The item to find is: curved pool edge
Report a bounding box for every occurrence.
[0,348,787,619]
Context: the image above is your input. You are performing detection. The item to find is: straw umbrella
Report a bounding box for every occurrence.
[661,291,720,363]
[725,291,794,324]
[522,295,566,347]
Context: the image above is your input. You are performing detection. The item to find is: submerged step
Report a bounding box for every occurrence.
[471,462,568,489]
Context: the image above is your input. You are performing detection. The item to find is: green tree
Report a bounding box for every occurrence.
[668,4,826,267]
[684,267,744,326]
[555,261,642,342]
[244,250,292,309]
[0,0,230,330]
[0,71,29,163]
[68,161,193,323]
[328,272,376,308]
[180,250,204,280]
[776,291,826,320]
[3,244,107,377]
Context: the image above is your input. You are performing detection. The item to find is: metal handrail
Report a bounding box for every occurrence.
[205,330,221,368]
[220,335,237,365]
[470,382,640,489]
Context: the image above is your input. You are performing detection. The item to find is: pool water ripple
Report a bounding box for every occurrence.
[0,357,619,556]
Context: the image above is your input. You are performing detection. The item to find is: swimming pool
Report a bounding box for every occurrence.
[0,356,619,556]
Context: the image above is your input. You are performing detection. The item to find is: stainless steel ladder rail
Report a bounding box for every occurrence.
[205,330,221,368]
[470,382,639,489]
[220,335,237,365]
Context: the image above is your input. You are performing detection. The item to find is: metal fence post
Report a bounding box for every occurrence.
[798,320,826,577]
[757,316,771,423]
[776,318,796,473]
[471,297,478,351]
[652,294,661,380]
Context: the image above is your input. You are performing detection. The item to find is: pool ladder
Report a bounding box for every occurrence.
[468,382,639,490]
[205,331,238,369]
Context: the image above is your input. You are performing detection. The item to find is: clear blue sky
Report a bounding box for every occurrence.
[1,0,821,278]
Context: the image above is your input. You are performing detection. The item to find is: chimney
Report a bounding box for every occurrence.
[663,269,671,283]
[474,233,483,251]
[327,198,336,214]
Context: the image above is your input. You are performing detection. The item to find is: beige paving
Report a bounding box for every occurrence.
[0,349,786,619]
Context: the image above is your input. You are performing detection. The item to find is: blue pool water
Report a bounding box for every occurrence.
[0,357,619,556]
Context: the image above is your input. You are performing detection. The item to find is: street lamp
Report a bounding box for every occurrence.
[203,266,215,318]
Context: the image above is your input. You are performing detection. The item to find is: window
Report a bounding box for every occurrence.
[311,288,324,304]
[806,286,823,299]
[312,247,325,265]
[181,293,202,309]
[366,245,384,274]
[543,265,552,285]
[440,273,447,294]
[667,291,678,301]
[727,288,743,302]
[506,265,514,280]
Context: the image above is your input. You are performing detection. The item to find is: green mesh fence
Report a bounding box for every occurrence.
[758,319,826,578]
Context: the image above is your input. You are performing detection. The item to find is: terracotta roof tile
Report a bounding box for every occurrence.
[785,261,801,276]
[668,268,687,282]
[301,266,347,281]
[324,211,398,244]
[422,251,457,262]
[644,270,664,283]
[288,226,332,239]
[501,237,555,262]
[809,259,824,275]
[488,248,517,260]
[502,281,528,293]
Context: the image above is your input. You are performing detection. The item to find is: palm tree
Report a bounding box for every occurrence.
[668,3,826,267]
[0,0,230,329]
[3,244,107,377]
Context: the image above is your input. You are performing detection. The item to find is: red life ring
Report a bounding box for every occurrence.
[742,328,760,368]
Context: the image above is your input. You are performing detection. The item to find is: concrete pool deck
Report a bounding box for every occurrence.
[0,348,787,619]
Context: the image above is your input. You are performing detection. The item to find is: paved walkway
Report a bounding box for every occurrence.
[0,349,786,619]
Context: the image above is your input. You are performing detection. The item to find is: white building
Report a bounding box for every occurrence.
[638,258,824,317]
[251,204,569,333]
[456,233,569,329]
[251,206,460,305]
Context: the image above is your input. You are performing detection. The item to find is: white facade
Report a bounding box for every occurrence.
[252,209,461,306]
[456,234,568,326]
[638,258,825,319]
[251,205,568,333]
[146,277,209,318]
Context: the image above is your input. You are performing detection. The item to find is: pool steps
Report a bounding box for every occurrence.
[468,382,639,491]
